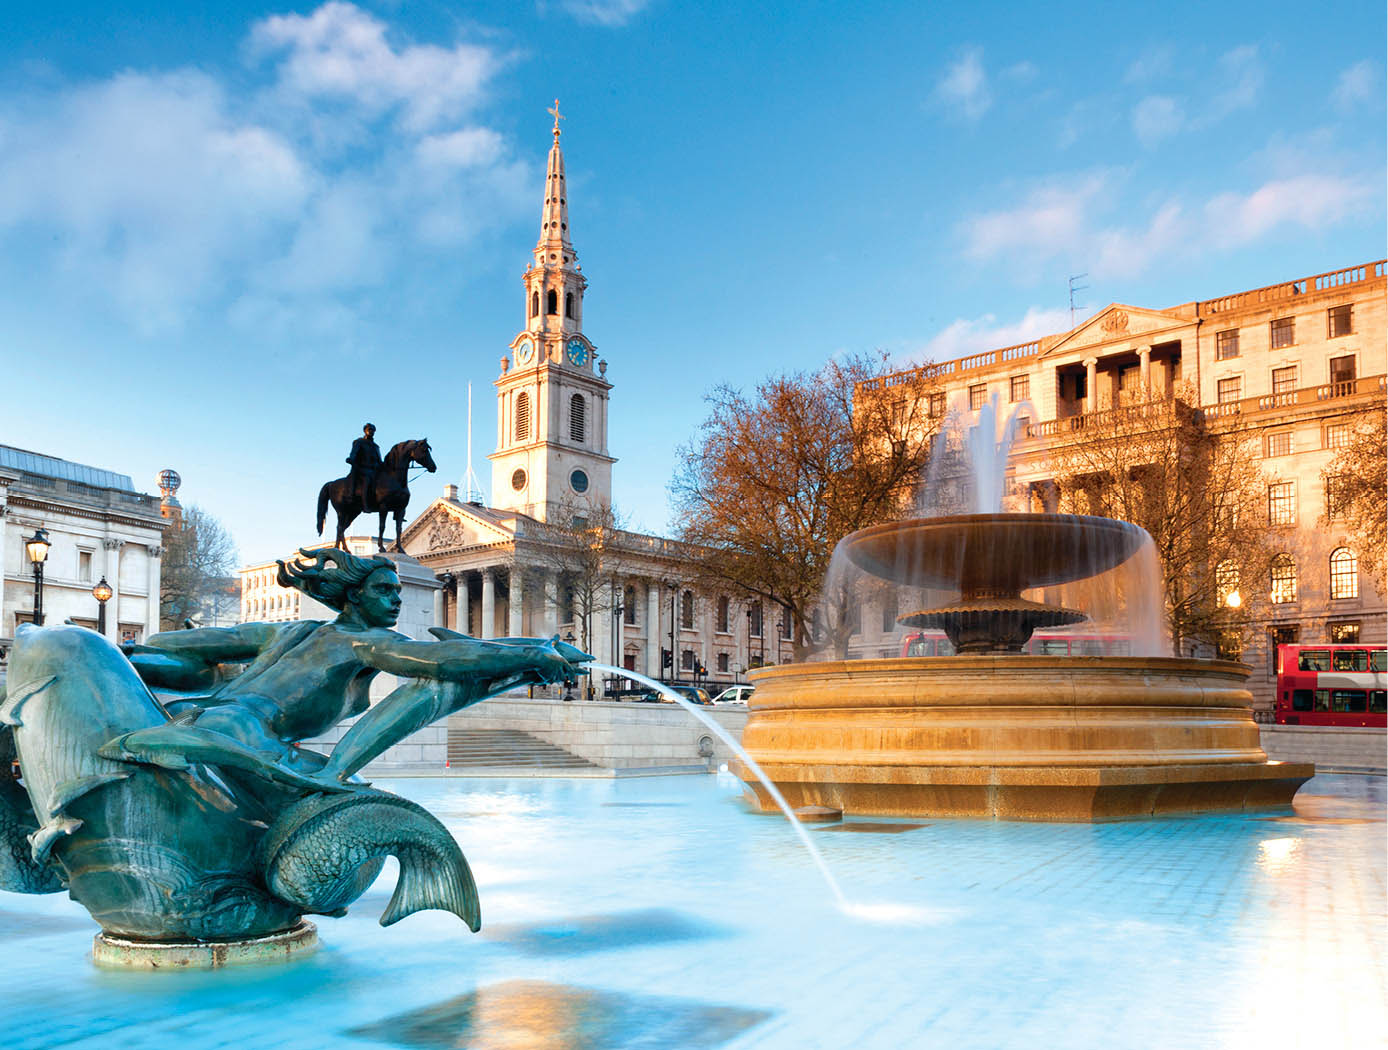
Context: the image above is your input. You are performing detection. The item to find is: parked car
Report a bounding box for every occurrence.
[712,685,754,706]
[637,684,713,705]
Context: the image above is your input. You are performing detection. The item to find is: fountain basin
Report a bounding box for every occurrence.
[734,657,1314,821]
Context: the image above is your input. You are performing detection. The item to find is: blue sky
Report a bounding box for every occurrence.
[1,0,1382,564]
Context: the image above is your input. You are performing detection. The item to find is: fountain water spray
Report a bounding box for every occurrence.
[584,663,946,925]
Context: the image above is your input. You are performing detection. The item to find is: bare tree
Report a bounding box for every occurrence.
[1047,385,1276,656]
[159,505,239,631]
[528,498,628,656]
[670,352,942,659]
[1321,406,1387,591]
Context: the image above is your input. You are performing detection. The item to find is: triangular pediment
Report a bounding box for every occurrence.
[402,499,518,555]
[1039,304,1193,359]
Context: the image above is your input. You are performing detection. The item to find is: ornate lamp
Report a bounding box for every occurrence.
[25,528,51,626]
[92,576,114,634]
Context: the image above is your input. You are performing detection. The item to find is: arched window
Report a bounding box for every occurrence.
[530,291,539,318]
[546,289,558,315]
[1270,553,1297,604]
[565,292,574,318]
[1215,560,1240,606]
[515,392,531,442]
[623,584,638,625]
[569,394,586,442]
[680,590,694,629]
[1329,548,1359,599]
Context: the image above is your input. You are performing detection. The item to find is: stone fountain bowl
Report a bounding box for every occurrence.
[841,513,1148,597]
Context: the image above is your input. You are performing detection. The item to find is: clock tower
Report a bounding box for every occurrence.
[490,102,614,523]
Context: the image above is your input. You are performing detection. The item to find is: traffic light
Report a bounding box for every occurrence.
[661,648,672,668]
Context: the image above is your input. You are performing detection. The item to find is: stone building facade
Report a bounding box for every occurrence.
[0,446,166,654]
[854,260,1386,712]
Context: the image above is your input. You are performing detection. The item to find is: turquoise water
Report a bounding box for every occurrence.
[2,772,1384,1050]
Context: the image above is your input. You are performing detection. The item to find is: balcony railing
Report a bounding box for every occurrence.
[14,473,158,513]
[1199,261,1385,315]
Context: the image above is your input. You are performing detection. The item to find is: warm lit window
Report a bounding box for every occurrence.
[1269,553,1297,604]
[1215,560,1240,605]
[969,384,987,411]
[1267,482,1296,525]
[1009,374,1029,402]
[1217,377,1242,403]
[1216,631,1242,661]
[1324,423,1350,449]
[1328,304,1352,338]
[1329,548,1359,599]
[1265,431,1292,457]
[1216,330,1239,360]
[1328,622,1360,644]
[1268,625,1299,675]
[1271,366,1297,395]
[1270,317,1294,349]
[928,392,946,418]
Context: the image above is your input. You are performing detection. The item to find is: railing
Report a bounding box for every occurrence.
[860,339,1041,393]
[1200,260,1384,314]
[13,474,158,512]
[1196,374,1383,422]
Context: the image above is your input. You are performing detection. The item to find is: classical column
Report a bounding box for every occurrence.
[540,570,558,639]
[432,578,446,628]
[646,582,661,678]
[103,539,123,642]
[481,568,496,640]
[508,568,523,637]
[1084,357,1097,413]
[145,545,162,639]
[1138,345,1151,394]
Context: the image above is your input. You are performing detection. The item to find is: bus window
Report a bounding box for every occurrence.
[1073,640,1106,657]
[1299,650,1330,672]
[906,639,931,657]
[1291,689,1313,712]
[1037,640,1069,656]
[938,639,955,657]
[1371,691,1387,714]
[1372,651,1387,673]
[1333,650,1368,672]
[1314,690,1331,711]
[1332,690,1367,713]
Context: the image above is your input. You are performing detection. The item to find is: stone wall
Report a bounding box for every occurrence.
[449,696,750,771]
[1259,725,1385,773]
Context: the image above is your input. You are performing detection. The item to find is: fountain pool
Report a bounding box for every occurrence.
[1,771,1382,1049]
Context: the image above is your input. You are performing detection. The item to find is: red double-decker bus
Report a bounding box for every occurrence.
[1275,644,1387,727]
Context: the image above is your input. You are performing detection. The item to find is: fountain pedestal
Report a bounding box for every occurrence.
[736,656,1313,821]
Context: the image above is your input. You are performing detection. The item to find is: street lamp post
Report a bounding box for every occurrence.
[25,528,51,627]
[610,595,624,699]
[92,576,114,635]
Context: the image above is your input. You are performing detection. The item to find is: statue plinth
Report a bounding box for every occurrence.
[92,921,318,970]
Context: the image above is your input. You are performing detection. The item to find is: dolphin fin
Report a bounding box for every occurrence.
[28,817,82,866]
[0,674,57,727]
[45,773,132,820]
[427,627,472,641]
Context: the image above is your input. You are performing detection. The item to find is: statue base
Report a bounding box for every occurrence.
[92,920,319,970]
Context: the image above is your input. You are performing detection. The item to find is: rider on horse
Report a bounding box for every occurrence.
[347,423,382,512]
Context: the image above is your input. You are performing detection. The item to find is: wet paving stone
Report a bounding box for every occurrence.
[820,822,929,833]
[481,908,723,956]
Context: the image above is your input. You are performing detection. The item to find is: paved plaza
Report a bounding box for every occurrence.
[1,772,1383,1050]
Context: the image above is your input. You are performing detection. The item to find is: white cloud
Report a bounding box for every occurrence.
[915,306,1074,364]
[553,0,653,26]
[1332,60,1376,109]
[1092,201,1186,278]
[1207,44,1263,121]
[963,173,1109,260]
[249,1,501,132]
[1205,174,1374,243]
[416,126,506,169]
[1132,95,1184,148]
[936,49,991,121]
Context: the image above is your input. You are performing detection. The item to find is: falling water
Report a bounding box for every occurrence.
[583,662,946,925]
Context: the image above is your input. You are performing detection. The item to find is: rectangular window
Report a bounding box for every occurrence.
[680,649,695,671]
[1329,622,1361,645]
[1271,366,1297,395]
[1332,690,1367,713]
[1298,650,1330,671]
[716,596,730,633]
[1332,648,1368,672]
[1269,625,1299,675]
[1265,431,1292,458]
[880,591,899,635]
[1216,631,1242,661]
[1328,304,1353,338]
[748,602,762,637]
[1325,475,1349,521]
[928,392,946,419]
[1217,377,1242,403]
[78,549,93,583]
[1216,329,1239,360]
[1267,482,1296,526]
[1330,355,1356,387]
[1324,423,1350,449]
[1371,690,1387,713]
[1009,374,1029,402]
[1292,689,1313,711]
[1270,317,1294,349]
[968,384,987,412]
[716,652,729,673]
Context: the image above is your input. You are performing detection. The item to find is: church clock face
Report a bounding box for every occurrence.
[515,338,535,366]
[566,339,589,366]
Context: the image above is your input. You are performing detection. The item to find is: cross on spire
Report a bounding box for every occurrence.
[548,98,565,138]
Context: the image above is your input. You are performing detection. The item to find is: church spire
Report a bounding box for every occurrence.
[537,99,573,257]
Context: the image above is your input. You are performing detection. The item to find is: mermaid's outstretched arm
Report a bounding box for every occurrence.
[124,623,282,692]
[318,634,590,782]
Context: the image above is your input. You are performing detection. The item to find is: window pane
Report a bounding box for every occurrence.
[1216,330,1239,359]
[1371,690,1387,713]
[1217,377,1242,403]
[1299,650,1330,672]
[1270,317,1294,349]
[1372,650,1386,673]
[1010,374,1029,402]
[969,384,987,411]
[1266,432,1292,457]
[1330,355,1356,384]
[1329,622,1361,645]
[1267,483,1296,526]
[1329,548,1358,598]
[1292,689,1313,711]
[1328,304,1352,338]
[1324,423,1350,449]
[1271,366,1297,395]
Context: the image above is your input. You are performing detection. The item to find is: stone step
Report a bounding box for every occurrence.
[445,728,599,771]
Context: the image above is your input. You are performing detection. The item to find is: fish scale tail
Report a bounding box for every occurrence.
[382,840,479,931]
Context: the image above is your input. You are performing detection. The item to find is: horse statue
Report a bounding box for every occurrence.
[318,438,436,552]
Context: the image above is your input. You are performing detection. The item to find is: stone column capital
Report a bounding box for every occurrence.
[103,538,125,551]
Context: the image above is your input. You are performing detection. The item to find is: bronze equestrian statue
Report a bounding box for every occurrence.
[318,430,436,552]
